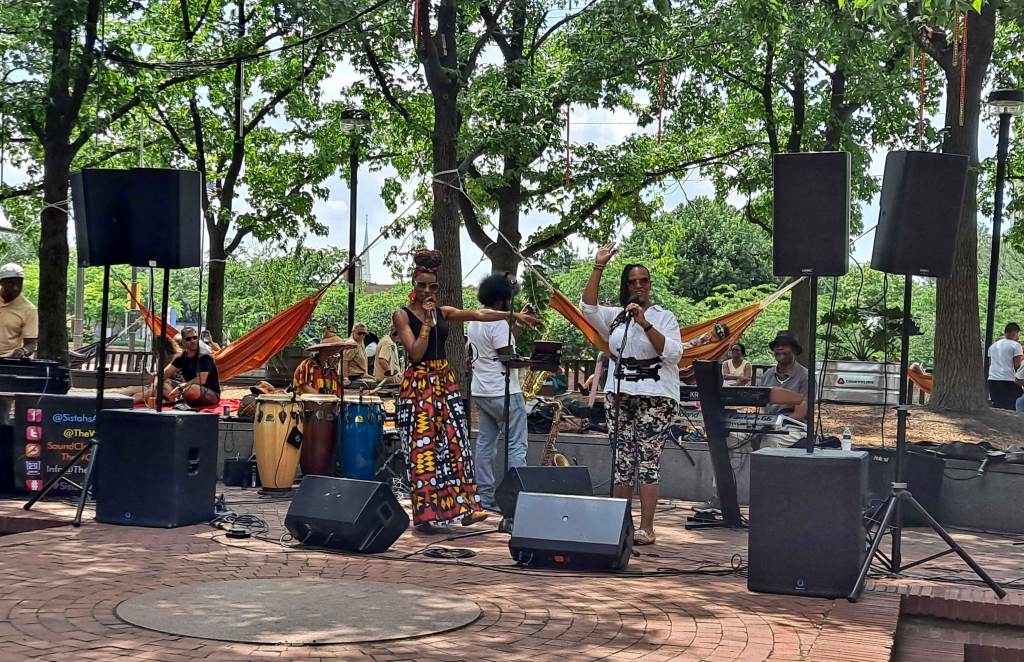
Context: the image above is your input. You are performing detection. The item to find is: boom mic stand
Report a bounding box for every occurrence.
[848,276,1005,601]
[501,309,514,478]
[608,313,632,496]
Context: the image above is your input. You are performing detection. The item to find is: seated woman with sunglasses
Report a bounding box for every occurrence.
[393,249,539,532]
[580,242,683,546]
[162,326,221,409]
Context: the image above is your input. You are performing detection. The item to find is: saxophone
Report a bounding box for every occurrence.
[541,400,571,467]
[522,369,550,400]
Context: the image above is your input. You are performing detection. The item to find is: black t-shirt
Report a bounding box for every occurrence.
[171,352,221,394]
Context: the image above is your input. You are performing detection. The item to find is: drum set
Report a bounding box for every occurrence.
[251,386,403,492]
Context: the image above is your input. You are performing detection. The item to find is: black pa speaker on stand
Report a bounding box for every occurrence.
[771,151,851,448]
[848,151,1004,602]
[772,151,850,277]
[284,476,409,553]
[71,168,202,269]
[24,167,202,525]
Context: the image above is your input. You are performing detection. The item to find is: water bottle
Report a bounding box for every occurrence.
[841,427,852,452]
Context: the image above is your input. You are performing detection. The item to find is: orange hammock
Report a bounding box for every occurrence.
[908,364,933,394]
[547,283,797,367]
[124,281,331,382]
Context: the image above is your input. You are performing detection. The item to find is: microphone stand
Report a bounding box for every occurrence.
[501,309,514,480]
[609,311,633,497]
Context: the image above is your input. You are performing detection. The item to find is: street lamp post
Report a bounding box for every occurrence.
[983,89,1024,377]
[340,109,370,334]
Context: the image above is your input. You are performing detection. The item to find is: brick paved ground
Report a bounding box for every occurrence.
[0,489,1020,662]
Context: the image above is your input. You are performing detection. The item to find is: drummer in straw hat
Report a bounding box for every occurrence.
[292,335,357,396]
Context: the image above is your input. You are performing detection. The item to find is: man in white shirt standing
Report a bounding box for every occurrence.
[468,273,530,512]
[987,322,1023,410]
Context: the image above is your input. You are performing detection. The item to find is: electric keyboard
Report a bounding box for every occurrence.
[723,411,806,433]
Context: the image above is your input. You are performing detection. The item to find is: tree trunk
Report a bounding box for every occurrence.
[787,278,812,367]
[36,150,71,363]
[929,6,994,413]
[488,185,522,277]
[431,84,467,382]
[205,228,226,344]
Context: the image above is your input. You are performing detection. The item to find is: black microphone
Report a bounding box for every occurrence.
[612,296,642,327]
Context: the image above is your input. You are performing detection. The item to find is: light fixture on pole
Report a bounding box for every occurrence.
[983,89,1023,376]
[340,108,370,334]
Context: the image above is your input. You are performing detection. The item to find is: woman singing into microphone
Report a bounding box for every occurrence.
[581,242,682,545]
[394,249,539,532]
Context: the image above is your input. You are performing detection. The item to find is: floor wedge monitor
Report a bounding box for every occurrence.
[508,492,633,570]
[284,476,409,553]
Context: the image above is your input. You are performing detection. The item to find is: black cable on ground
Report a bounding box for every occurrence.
[235,527,746,581]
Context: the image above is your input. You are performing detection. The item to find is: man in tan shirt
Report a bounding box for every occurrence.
[0,263,38,358]
[341,322,369,382]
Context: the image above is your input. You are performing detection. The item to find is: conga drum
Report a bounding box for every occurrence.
[299,394,340,477]
[336,394,383,480]
[253,394,302,490]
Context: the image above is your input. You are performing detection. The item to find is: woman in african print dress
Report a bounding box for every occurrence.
[393,249,540,532]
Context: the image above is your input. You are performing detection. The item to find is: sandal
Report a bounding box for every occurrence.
[461,510,490,526]
[634,528,656,545]
[414,522,445,534]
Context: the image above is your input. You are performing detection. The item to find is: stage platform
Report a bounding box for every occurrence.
[1,486,1022,661]
[212,421,1024,534]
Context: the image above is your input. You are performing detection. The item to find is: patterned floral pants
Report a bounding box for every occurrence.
[605,394,676,486]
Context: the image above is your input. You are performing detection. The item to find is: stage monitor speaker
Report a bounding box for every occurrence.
[772,151,850,276]
[748,448,867,598]
[871,151,968,277]
[70,168,202,269]
[508,493,633,570]
[95,409,218,527]
[495,465,593,519]
[284,475,409,553]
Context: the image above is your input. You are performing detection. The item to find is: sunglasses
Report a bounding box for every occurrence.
[182,336,198,342]
[627,277,651,286]
[414,281,440,292]
[354,332,366,337]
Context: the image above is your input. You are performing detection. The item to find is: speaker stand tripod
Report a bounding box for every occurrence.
[848,276,1005,602]
[24,266,175,526]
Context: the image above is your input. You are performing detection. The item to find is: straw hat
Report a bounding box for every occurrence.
[306,335,357,353]
[248,381,276,396]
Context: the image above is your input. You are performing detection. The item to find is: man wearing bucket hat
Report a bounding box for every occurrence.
[747,331,809,450]
[758,331,808,417]
[0,263,38,358]
[293,335,357,396]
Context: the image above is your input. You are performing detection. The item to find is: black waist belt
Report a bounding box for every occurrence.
[614,356,662,369]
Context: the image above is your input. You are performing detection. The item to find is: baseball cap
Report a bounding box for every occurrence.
[0,263,25,280]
